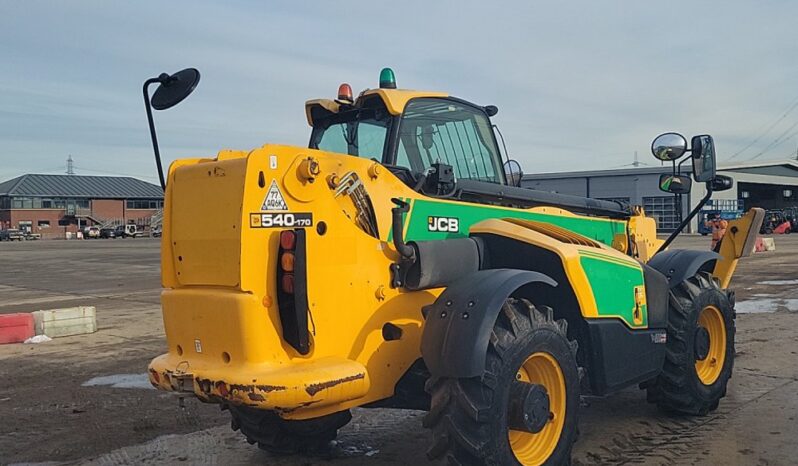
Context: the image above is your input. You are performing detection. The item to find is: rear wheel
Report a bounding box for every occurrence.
[424,298,579,465]
[647,272,734,415]
[228,405,351,455]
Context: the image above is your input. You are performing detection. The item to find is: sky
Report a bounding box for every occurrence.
[2,1,798,184]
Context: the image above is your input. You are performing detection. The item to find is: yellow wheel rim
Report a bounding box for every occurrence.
[508,352,566,465]
[695,305,727,385]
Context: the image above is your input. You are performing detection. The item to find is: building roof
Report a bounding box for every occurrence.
[522,160,798,181]
[0,174,163,199]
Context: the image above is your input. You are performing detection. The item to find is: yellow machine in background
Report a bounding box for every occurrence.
[142,68,762,465]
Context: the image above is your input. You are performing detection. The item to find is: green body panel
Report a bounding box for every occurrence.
[403,198,627,245]
[401,198,647,328]
[579,251,647,328]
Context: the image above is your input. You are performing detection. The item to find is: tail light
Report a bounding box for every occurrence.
[280,230,296,250]
[276,229,310,354]
[280,251,295,273]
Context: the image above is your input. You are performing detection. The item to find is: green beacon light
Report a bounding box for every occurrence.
[379,67,396,89]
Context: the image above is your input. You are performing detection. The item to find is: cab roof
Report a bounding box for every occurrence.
[305,88,448,126]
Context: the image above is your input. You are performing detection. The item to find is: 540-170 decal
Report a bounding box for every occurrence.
[250,212,313,228]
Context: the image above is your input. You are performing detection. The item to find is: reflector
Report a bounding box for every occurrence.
[282,274,295,294]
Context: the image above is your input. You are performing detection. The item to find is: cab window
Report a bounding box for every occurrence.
[310,97,391,159]
[396,98,503,183]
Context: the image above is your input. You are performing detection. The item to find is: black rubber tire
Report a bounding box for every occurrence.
[423,298,580,466]
[228,405,351,454]
[646,272,735,415]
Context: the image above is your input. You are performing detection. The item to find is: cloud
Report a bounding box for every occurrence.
[2,0,798,182]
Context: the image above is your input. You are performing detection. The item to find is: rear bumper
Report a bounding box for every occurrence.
[148,353,370,414]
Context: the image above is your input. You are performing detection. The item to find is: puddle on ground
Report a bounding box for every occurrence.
[736,298,798,314]
[82,373,154,389]
[756,279,798,286]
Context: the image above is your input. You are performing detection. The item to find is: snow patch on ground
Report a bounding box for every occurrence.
[757,279,798,286]
[82,374,154,390]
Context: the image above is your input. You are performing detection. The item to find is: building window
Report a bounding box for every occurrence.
[126,199,164,209]
[643,196,681,232]
[37,220,50,228]
[0,196,9,209]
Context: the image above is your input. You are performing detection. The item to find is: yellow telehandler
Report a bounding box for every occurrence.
[143,68,762,465]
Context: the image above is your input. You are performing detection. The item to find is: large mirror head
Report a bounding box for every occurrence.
[691,134,716,182]
[151,68,201,111]
[651,132,688,161]
[659,173,692,194]
[503,159,524,187]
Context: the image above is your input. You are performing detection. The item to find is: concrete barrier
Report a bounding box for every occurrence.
[754,236,776,253]
[33,306,97,338]
[0,313,35,344]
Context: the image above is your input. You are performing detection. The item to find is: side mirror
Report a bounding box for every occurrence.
[659,173,692,194]
[484,105,499,117]
[691,134,716,182]
[150,68,201,110]
[651,132,688,161]
[710,174,733,192]
[143,67,201,190]
[504,159,524,187]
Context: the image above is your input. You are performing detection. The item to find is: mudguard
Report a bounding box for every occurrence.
[647,249,720,289]
[420,268,557,378]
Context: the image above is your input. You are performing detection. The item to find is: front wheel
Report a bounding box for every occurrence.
[646,272,734,415]
[424,298,580,465]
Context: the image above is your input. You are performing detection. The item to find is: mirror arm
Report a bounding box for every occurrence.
[654,183,714,255]
[143,77,167,191]
[493,124,513,184]
[676,155,691,175]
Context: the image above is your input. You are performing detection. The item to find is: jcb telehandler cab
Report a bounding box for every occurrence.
[144,68,763,465]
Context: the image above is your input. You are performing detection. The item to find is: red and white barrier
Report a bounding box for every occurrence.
[0,313,35,344]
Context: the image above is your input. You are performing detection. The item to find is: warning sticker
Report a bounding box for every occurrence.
[261,180,288,211]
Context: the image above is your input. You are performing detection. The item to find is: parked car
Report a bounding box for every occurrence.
[99,228,117,239]
[151,226,162,238]
[24,232,41,240]
[114,224,143,238]
[0,229,24,241]
[84,226,101,239]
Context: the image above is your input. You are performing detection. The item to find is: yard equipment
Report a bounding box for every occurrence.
[144,69,764,465]
[760,209,791,234]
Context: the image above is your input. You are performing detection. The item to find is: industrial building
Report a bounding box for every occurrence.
[0,174,163,239]
[522,160,798,232]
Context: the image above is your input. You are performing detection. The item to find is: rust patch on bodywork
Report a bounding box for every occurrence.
[194,377,286,401]
[273,399,321,414]
[305,373,366,397]
[248,392,266,402]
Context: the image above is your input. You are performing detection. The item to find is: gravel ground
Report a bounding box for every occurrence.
[1,235,796,465]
